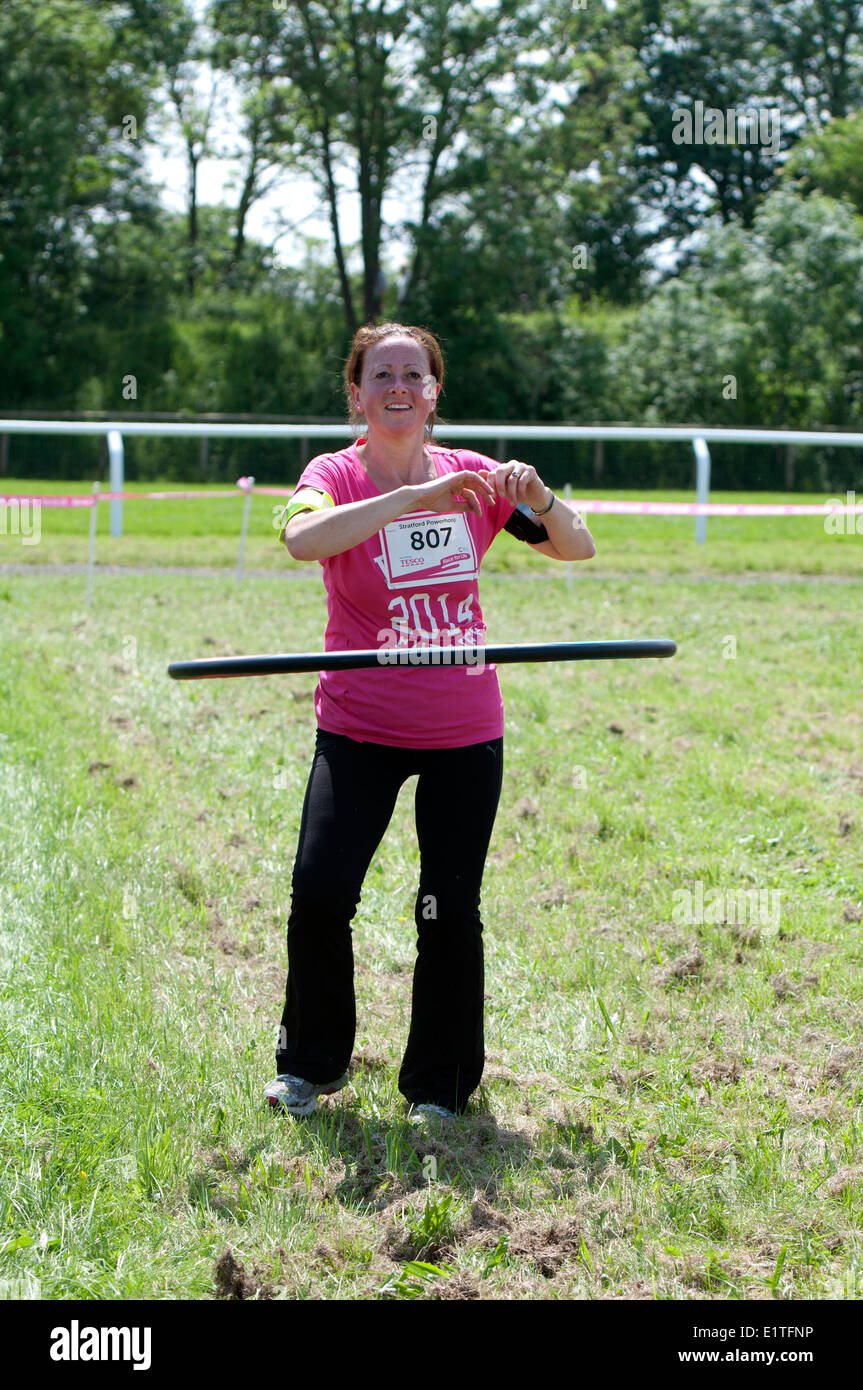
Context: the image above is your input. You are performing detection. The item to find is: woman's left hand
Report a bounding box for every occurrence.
[479,460,550,513]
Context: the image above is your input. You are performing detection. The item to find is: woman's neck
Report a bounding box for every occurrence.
[357,431,434,486]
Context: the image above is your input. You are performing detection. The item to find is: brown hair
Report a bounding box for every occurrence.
[343,322,445,438]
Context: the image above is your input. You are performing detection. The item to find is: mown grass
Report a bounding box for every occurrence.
[0,517,862,1301]
[2,477,863,576]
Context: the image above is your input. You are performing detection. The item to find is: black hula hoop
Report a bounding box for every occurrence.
[168,640,677,681]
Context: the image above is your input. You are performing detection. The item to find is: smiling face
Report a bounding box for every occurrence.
[350,336,440,439]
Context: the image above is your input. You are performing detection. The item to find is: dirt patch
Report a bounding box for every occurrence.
[771,971,796,1001]
[772,967,822,1000]
[278,1153,347,1205]
[434,1272,482,1299]
[800,939,838,960]
[214,1249,273,1300]
[609,1064,657,1095]
[171,859,205,904]
[469,1193,513,1234]
[822,1045,858,1082]
[608,1278,660,1300]
[199,1145,256,1175]
[656,949,705,986]
[690,1057,744,1086]
[334,1155,414,1211]
[537,882,574,909]
[625,1027,672,1053]
[215,934,245,956]
[482,1064,560,1091]
[483,1063,523,1086]
[464,1194,589,1280]
[199,898,251,958]
[750,1049,858,1117]
[657,1250,759,1295]
[506,1215,584,1278]
[826,1165,863,1198]
[349,1050,393,1078]
[731,924,761,948]
[756,1052,805,1079]
[378,1186,462,1262]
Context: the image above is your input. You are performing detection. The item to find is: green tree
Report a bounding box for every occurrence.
[609,186,863,484]
[626,0,790,234]
[210,0,527,332]
[782,110,863,215]
[753,0,863,123]
[0,0,158,406]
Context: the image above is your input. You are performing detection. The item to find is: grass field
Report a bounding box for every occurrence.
[1,485,862,1301]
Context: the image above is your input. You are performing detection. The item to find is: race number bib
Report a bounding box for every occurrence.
[375,511,478,589]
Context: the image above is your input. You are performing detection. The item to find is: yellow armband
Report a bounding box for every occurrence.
[276,486,335,539]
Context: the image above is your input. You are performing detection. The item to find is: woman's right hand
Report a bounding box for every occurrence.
[405,470,496,517]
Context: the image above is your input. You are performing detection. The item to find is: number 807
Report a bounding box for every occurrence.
[410,527,451,551]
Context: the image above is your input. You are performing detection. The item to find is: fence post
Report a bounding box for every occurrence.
[86,482,99,606]
[693,436,711,545]
[497,436,507,464]
[236,476,255,580]
[108,429,124,537]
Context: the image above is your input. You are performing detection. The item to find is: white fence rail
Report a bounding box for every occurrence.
[2,419,862,542]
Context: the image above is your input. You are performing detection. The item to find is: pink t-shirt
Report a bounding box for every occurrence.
[293,439,516,748]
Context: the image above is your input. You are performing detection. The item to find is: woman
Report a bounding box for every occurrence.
[266,322,595,1121]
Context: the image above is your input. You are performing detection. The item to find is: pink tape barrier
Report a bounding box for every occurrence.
[567,499,863,516]
[0,493,95,508]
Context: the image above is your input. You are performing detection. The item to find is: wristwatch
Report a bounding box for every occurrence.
[531,487,555,516]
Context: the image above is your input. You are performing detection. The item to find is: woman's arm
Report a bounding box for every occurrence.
[283,470,496,561]
[526,497,596,561]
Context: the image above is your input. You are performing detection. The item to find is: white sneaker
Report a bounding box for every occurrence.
[264,1071,349,1116]
[407,1102,456,1123]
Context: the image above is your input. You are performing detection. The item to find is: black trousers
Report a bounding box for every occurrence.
[276,728,504,1113]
